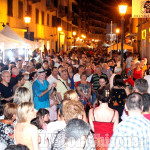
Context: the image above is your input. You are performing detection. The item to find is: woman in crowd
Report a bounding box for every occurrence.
[0,103,17,148]
[75,72,92,105]
[13,87,31,104]
[132,61,143,80]
[67,65,75,89]
[64,89,79,101]
[89,87,119,150]
[102,63,112,79]
[14,102,38,150]
[29,71,37,84]
[110,75,130,122]
[37,108,50,130]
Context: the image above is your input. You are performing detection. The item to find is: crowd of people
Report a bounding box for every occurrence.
[0,49,149,150]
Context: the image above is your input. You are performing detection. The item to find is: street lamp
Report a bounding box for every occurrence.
[24,16,31,40]
[116,28,120,52]
[119,4,127,72]
[73,31,76,48]
[58,27,62,52]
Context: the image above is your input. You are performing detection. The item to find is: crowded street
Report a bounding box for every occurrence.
[0,0,150,150]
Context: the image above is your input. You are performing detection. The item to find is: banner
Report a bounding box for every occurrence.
[132,0,150,18]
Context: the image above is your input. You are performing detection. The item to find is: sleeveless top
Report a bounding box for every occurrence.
[133,68,142,79]
[93,109,115,150]
[93,109,115,138]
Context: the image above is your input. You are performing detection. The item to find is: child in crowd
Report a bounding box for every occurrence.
[49,88,58,121]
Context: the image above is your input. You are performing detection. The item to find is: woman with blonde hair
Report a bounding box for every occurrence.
[13,87,31,104]
[14,102,39,150]
[64,89,79,101]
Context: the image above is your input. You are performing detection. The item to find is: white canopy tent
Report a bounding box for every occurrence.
[0,25,41,50]
[107,42,133,53]
[0,25,41,62]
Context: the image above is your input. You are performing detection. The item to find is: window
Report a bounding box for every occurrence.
[28,5,32,16]
[7,0,13,16]
[47,14,49,26]
[18,0,23,19]
[42,11,44,25]
[36,9,39,24]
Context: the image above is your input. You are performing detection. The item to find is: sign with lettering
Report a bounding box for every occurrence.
[132,0,150,18]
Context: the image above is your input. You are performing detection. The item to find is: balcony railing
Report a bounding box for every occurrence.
[32,0,41,3]
[58,5,68,18]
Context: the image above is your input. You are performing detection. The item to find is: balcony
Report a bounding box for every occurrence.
[59,5,68,18]
[46,0,57,12]
[32,0,41,3]
[67,12,74,21]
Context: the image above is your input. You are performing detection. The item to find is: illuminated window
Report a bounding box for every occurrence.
[142,30,146,40]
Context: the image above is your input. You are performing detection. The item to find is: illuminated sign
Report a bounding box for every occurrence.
[132,0,150,18]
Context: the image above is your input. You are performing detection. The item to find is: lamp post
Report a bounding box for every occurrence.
[119,4,127,72]
[24,16,31,40]
[58,27,62,53]
[116,28,120,52]
[73,31,76,48]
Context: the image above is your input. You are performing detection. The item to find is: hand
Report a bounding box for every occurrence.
[52,82,57,88]
[48,84,52,90]
[54,101,58,105]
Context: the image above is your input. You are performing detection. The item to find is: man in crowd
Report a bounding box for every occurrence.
[0,70,13,103]
[109,92,150,150]
[56,70,70,101]
[32,68,54,110]
[53,100,95,150]
[47,67,59,84]
[74,65,85,83]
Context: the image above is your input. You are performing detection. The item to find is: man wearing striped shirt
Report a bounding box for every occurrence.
[90,65,108,105]
[108,92,150,150]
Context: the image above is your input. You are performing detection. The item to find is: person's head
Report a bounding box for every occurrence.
[43,61,49,70]
[102,63,108,70]
[63,100,85,123]
[16,60,22,69]
[78,65,85,74]
[125,92,143,113]
[97,86,110,104]
[142,93,150,113]
[16,74,25,86]
[60,69,68,81]
[134,79,148,94]
[1,70,11,83]
[94,65,102,74]
[31,117,42,129]
[16,102,36,123]
[57,99,69,121]
[35,63,42,70]
[86,66,91,75]
[37,108,50,125]
[99,76,108,87]
[67,65,74,73]
[114,67,122,75]
[65,119,90,149]
[5,144,29,150]
[37,68,46,81]
[113,75,125,87]
[64,90,79,101]
[80,72,87,81]
[3,103,17,121]
[51,67,58,76]
[11,67,19,76]
[29,71,37,82]
[13,87,31,104]
[23,73,29,81]
[135,61,141,69]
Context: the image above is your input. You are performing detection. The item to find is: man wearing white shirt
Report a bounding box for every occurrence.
[47,67,59,84]
[74,65,85,83]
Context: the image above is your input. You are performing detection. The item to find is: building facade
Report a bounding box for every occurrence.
[0,0,78,52]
